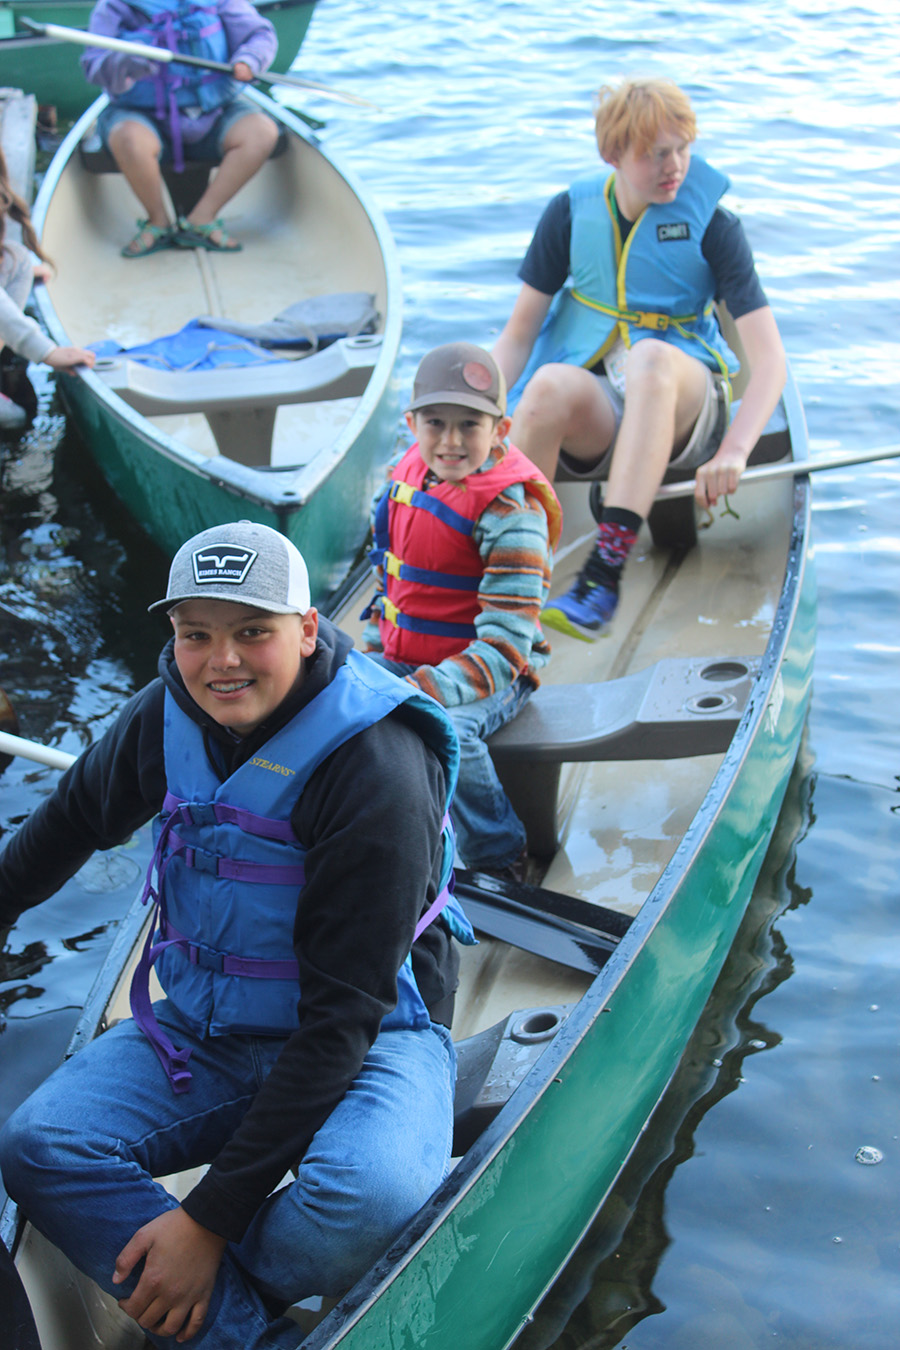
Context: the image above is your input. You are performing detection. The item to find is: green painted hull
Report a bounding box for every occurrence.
[54,357,402,605]
[30,92,403,605]
[0,0,319,120]
[301,400,816,1348]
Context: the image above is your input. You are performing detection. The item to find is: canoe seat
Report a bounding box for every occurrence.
[78,125,289,216]
[488,654,760,858]
[452,1003,574,1155]
[92,334,383,464]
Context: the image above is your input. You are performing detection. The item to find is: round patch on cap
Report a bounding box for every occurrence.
[462,361,494,393]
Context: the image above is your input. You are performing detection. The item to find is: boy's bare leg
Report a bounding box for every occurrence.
[603,340,710,516]
[532,341,711,642]
[185,113,280,232]
[107,120,169,233]
[509,363,618,482]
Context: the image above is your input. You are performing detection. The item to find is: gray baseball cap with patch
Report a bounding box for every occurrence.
[149,521,311,615]
[407,341,507,418]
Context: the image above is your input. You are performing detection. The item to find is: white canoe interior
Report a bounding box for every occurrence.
[345,469,797,1040]
[38,109,393,469]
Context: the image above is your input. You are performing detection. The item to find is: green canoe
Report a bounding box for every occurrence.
[30,89,403,604]
[2,365,815,1346]
[0,0,320,121]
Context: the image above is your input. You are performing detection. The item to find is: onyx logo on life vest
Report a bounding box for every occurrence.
[192,545,259,586]
[658,222,690,242]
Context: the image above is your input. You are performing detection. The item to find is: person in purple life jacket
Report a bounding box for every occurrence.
[0,521,473,1348]
[81,0,280,257]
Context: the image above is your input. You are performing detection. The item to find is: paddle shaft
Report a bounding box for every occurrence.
[0,730,76,771]
[655,441,900,501]
[18,18,375,106]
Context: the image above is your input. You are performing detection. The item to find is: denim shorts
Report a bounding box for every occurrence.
[558,363,730,481]
[98,94,268,163]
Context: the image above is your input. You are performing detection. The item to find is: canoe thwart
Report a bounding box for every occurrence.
[489,654,760,857]
[77,124,289,215]
[93,334,383,464]
[452,1003,575,1156]
[454,872,630,975]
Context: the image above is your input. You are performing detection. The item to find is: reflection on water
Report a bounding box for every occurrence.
[1,0,899,1343]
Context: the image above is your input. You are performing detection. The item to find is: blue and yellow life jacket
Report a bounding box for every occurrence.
[509,155,740,410]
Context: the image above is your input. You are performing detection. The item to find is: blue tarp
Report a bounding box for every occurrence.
[90,320,301,373]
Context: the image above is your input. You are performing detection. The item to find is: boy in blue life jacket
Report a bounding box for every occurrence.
[0,521,473,1348]
[363,342,562,883]
[82,0,280,257]
[493,77,787,641]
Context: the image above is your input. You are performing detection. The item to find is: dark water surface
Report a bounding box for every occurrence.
[2,0,899,1345]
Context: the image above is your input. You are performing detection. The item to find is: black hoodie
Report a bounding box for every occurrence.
[0,616,457,1239]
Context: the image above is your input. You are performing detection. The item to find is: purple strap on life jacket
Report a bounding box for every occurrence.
[162,792,299,843]
[157,12,186,172]
[160,917,301,980]
[131,803,456,1092]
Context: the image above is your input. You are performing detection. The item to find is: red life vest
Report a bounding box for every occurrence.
[375,443,562,666]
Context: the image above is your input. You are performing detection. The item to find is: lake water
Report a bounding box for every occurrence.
[1,0,899,1345]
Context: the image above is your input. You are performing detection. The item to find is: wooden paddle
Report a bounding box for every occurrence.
[18,17,379,108]
[656,441,900,500]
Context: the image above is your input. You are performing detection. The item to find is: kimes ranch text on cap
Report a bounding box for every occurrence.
[192,545,259,587]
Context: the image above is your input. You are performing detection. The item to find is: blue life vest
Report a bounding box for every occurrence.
[509,155,740,410]
[130,650,474,1092]
[115,0,234,116]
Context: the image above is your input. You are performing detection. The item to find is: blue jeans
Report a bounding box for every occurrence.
[367,656,531,870]
[0,1000,456,1349]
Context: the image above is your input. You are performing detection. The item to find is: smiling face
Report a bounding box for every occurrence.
[609,126,692,220]
[171,598,318,737]
[407,405,511,483]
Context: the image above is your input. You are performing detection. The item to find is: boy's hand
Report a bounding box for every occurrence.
[693,438,747,509]
[232,61,254,82]
[114,1207,227,1343]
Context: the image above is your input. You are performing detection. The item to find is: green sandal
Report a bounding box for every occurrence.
[175,216,243,252]
[121,220,175,259]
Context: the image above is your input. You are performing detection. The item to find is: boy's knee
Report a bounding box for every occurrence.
[0,1103,44,1202]
[624,339,678,388]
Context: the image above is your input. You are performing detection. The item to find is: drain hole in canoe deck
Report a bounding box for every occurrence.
[511,1011,563,1043]
[699,660,750,682]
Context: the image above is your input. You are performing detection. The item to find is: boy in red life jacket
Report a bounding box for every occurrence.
[364,342,562,882]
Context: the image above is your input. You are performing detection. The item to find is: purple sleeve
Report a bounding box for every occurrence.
[218,0,278,74]
[80,0,159,95]
[80,0,277,92]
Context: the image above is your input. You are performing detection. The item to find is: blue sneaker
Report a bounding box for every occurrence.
[541,564,618,642]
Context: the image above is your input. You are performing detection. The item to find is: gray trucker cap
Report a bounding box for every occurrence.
[148,521,311,614]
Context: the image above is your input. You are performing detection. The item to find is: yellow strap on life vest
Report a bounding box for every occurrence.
[571,290,701,332]
[379,596,400,628]
[384,550,403,579]
[390,480,416,507]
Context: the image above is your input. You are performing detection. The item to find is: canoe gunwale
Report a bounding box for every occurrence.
[300,371,816,1348]
[29,90,404,522]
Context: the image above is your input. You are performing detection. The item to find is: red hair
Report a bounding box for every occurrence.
[594,79,697,162]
